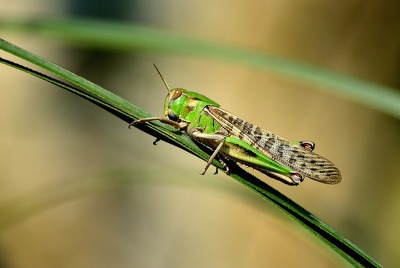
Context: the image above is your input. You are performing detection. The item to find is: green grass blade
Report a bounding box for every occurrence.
[0,37,382,267]
[2,17,400,119]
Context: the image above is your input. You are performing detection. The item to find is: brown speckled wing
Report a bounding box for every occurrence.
[206,106,341,184]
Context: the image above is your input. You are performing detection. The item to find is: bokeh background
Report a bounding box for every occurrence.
[1,1,400,267]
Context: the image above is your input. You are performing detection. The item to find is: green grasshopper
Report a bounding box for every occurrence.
[130,66,341,185]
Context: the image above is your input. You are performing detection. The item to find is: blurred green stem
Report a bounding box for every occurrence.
[2,17,400,119]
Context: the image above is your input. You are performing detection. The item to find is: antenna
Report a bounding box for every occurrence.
[153,63,170,92]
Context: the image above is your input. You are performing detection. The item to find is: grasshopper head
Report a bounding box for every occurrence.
[163,88,220,123]
[163,88,190,122]
[153,64,219,123]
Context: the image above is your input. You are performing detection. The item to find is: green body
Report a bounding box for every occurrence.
[132,87,341,185]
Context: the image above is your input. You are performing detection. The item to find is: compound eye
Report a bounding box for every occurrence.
[167,109,179,121]
[171,89,182,100]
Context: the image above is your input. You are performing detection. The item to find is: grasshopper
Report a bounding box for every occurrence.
[130,65,341,185]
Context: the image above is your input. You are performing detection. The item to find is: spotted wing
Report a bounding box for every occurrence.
[206,106,341,184]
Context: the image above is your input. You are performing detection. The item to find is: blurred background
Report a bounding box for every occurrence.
[1,0,400,267]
